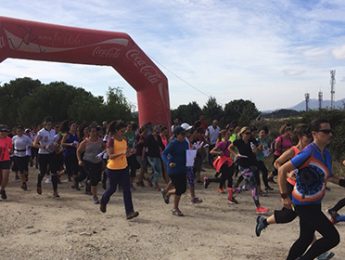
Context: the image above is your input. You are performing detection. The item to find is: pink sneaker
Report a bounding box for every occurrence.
[256,206,269,214]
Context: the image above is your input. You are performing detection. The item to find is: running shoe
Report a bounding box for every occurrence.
[37,185,42,195]
[0,189,7,200]
[317,251,335,260]
[255,216,268,237]
[126,211,139,220]
[160,189,169,204]
[171,208,184,217]
[100,203,107,213]
[92,196,100,204]
[256,206,269,214]
[327,209,339,224]
[191,197,203,204]
[53,192,60,198]
[203,176,210,189]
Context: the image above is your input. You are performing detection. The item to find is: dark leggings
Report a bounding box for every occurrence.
[37,153,59,192]
[208,164,234,188]
[256,160,269,188]
[329,197,345,213]
[100,168,134,215]
[274,183,297,223]
[83,161,102,186]
[287,204,340,260]
[64,154,79,178]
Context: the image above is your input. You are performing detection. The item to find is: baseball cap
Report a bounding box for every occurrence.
[181,123,192,131]
[174,126,186,136]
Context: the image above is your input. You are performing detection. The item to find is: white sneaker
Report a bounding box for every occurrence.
[44,177,51,184]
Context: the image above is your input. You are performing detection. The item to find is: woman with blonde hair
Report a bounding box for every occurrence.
[230,127,269,214]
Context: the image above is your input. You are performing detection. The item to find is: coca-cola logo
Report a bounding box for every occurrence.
[92,46,121,59]
[126,49,162,84]
[0,36,5,49]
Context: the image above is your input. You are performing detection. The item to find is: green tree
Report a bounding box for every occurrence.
[202,97,223,122]
[172,101,202,124]
[223,99,259,125]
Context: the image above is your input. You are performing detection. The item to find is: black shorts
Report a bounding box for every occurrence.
[169,173,187,196]
[84,161,102,186]
[13,156,29,172]
[0,160,11,170]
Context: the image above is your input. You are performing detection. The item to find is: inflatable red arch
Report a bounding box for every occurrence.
[0,16,171,127]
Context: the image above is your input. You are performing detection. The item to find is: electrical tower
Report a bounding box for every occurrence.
[330,70,336,110]
[318,91,323,110]
[305,93,310,112]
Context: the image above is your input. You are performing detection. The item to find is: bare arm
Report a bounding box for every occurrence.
[274,148,294,170]
[210,145,222,155]
[76,140,86,164]
[278,161,295,209]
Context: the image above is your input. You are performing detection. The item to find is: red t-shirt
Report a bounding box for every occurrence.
[0,136,12,161]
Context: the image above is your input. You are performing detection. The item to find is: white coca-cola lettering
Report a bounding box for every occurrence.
[0,36,5,48]
[52,32,81,47]
[92,46,121,59]
[126,49,162,84]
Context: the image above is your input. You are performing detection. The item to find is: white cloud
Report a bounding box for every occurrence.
[332,45,345,59]
[1,0,345,111]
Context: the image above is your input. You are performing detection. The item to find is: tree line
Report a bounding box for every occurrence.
[1,77,344,159]
[0,77,261,128]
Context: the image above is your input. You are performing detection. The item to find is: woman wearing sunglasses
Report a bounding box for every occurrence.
[229,126,269,214]
[278,119,343,259]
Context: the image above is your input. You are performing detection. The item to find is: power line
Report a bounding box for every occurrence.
[149,56,213,99]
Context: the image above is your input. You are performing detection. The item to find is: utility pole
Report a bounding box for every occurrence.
[318,91,323,110]
[330,70,336,110]
[305,93,310,112]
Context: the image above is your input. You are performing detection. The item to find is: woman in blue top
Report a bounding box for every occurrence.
[278,119,345,260]
[162,126,188,216]
[61,122,79,183]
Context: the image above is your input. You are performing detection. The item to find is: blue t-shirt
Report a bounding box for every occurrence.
[290,142,332,206]
[162,139,188,176]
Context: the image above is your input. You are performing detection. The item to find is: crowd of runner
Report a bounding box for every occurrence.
[1,116,345,259]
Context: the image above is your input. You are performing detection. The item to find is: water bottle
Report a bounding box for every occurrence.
[250,142,256,151]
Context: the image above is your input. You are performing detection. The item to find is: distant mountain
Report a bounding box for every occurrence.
[289,98,345,111]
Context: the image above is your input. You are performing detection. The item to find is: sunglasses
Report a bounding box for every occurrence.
[318,129,333,134]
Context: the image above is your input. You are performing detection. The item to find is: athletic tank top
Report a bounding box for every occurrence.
[83,139,103,164]
[107,139,128,170]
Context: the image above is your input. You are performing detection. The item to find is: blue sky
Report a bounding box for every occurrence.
[1,0,345,111]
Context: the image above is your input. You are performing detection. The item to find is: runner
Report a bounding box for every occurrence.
[61,122,79,182]
[327,159,345,223]
[100,121,139,220]
[161,126,189,216]
[277,119,341,259]
[229,127,269,214]
[77,123,105,204]
[12,126,32,191]
[204,130,237,204]
[256,124,312,236]
[33,117,60,197]
[269,123,293,182]
[0,125,12,200]
[144,125,164,190]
